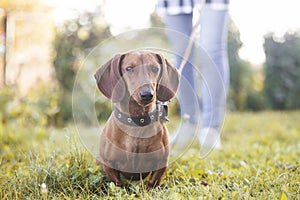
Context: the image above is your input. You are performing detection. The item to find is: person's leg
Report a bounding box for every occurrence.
[164,13,200,149]
[165,14,199,124]
[198,3,229,154]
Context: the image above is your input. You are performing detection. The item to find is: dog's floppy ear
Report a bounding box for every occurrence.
[155,53,180,102]
[94,54,126,102]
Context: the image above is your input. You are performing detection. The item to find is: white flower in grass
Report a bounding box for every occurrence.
[41,183,48,196]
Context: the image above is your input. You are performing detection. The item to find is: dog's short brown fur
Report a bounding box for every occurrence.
[94,50,179,188]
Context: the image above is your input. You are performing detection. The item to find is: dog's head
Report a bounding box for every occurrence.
[94,51,180,105]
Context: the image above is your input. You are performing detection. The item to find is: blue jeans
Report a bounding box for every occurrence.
[165,6,229,129]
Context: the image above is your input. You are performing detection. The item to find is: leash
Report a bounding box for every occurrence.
[178,0,206,74]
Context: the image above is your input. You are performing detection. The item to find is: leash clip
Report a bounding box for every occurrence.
[156,101,169,122]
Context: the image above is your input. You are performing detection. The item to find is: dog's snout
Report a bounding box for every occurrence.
[140,90,154,102]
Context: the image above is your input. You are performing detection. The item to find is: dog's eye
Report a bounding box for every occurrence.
[125,67,134,73]
[151,66,159,73]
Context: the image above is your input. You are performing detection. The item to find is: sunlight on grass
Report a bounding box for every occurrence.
[0,111,299,199]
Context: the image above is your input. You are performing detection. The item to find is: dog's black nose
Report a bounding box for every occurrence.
[140,90,154,102]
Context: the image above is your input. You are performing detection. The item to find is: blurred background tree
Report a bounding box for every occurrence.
[225,19,267,111]
[228,19,252,110]
[53,7,111,124]
[263,32,300,110]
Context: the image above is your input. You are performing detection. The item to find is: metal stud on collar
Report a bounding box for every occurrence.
[140,118,145,123]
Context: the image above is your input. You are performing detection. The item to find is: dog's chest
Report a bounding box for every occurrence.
[121,125,164,153]
[123,137,148,153]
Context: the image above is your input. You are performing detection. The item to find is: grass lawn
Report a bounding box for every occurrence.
[0,111,299,199]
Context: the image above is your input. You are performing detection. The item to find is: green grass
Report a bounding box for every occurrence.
[0,111,299,199]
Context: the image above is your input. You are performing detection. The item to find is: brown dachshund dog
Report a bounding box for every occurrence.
[94,50,179,188]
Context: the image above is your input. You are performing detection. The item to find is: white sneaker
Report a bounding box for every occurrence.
[198,127,222,158]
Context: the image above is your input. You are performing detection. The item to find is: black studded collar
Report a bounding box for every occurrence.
[113,101,168,127]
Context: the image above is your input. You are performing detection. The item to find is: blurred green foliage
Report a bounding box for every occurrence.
[0,84,59,127]
[227,20,266,111]
[52,8,111,124]
[264,32,300,109]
